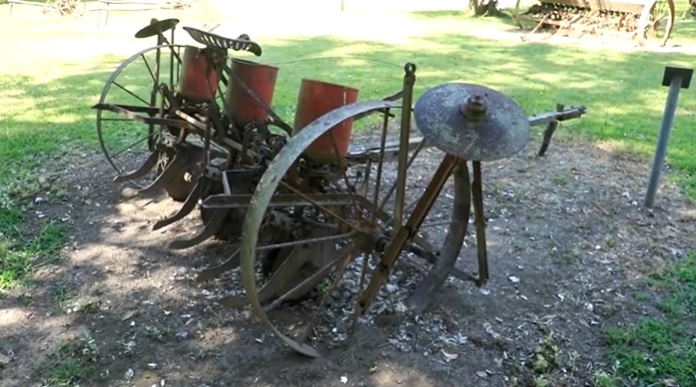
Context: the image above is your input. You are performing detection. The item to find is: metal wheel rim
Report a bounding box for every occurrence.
[238,100,469,357]
[639,0,675,46]
[95,44,189,188]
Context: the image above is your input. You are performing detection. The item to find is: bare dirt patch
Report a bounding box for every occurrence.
[2,129,695,387]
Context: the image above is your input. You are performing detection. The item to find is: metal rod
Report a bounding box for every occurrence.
[370,109,391,223]
[645,76,683,208]
[471,161,489,286]
[393,63,417,228]
[169,26,175,90]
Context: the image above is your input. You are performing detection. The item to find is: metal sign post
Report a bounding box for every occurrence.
[644,66,693,208]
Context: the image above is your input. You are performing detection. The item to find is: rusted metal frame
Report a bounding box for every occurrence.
[537,103,568,156]
[393,63,417,229]
[347,105,586,162]
[204,190,451,274]
[356,153,459,317]
[538,120,559,156]
[94,103,192,129]
[93,103,158,115]
[173,109,252,158]
[202,193,354,209]
[528,105,586,125]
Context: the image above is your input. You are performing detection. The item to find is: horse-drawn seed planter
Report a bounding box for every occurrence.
[93,18,587,357]
[513,0,675,46]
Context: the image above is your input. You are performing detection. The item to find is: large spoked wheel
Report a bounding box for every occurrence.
[638,0,675,46]
[96,43,225,194]
[228,101,471,357]
[96,44,184,187]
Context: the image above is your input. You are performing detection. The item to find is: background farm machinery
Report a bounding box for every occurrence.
[512,0,675,46]
[93,18,587,357]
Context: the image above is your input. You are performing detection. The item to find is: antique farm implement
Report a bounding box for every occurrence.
[93,18,587,357]
[513,0,675,46]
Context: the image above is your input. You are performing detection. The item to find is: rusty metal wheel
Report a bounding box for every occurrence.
[638,0,675,46]
[95,44,188,189]
[95,42,229,194]
[207,99,472,357]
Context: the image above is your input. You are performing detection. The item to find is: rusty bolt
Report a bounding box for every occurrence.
[460,94,488,122]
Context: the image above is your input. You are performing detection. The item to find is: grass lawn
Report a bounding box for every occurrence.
[1,8,695,386]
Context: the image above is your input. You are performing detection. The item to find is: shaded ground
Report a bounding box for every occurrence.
[2,129,695,386]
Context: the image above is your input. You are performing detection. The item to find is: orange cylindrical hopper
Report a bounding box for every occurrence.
[179,46,218,102]
[293,79,359,162]
[226,59,279,127]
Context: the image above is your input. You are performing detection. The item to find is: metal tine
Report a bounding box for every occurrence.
[152,176,207,231]
[113,150,159,182]
[167,208,229,250]
[136,153,188,196]
[195,246,240,282]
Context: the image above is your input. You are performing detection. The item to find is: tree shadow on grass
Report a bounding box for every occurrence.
[5,31,694,193]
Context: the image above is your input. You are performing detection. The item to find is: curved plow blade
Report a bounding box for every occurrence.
[152,177,206,231]
[217,246,307,309]
[168,208,228,250]
[195,246,241,282]
[113,150,159,183]
[137,154,188,196]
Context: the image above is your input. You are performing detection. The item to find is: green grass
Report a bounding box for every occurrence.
[40,331,100,386]
[601,253,696,386]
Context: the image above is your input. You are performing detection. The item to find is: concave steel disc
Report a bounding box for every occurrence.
[414,83,530,161]
[135,18,180,39]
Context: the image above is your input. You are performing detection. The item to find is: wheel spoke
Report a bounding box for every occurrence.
[112,81,150,106]
[327,130,364,221]
[278,181,361,233]
[140,54,158,87]
[370,110,391,223]
[377,139,426,215]
[256,232,351,251]
[110,133,153,159]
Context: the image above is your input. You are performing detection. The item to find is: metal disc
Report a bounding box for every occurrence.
[414,83,530,161]
[135,18,180,39]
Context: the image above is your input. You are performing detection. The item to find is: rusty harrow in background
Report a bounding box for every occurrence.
[513,0,675,46]
[93,18,587,357]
